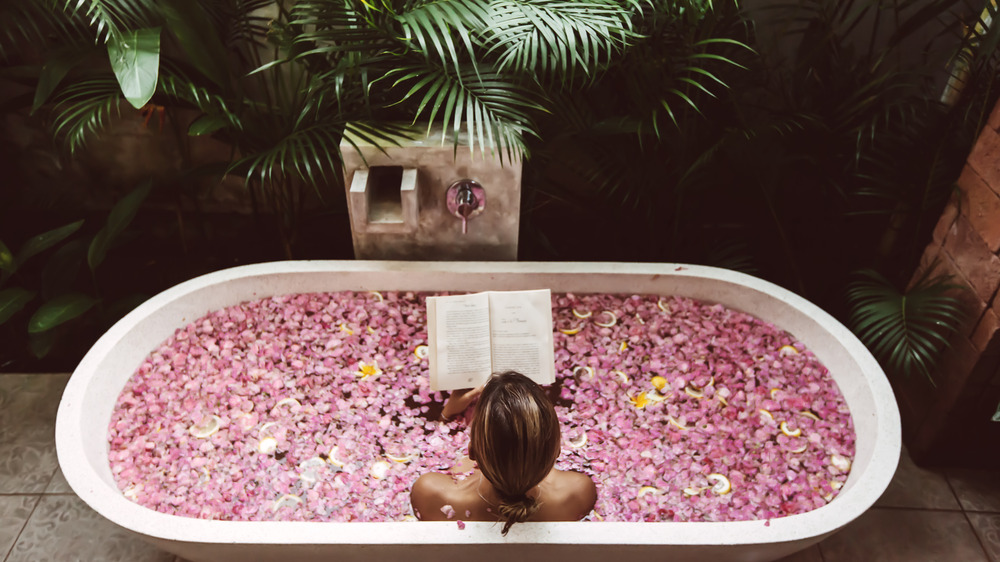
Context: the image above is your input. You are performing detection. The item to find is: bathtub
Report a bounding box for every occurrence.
[56,261,899,562]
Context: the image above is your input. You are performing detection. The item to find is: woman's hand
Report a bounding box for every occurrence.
[441,383,485,421]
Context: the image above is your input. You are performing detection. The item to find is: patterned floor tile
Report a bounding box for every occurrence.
[876,446,961,510]
[0,375,68,494]
[6,495,175,562]
[947,469,1000,512]
[819,508,989,561]
[0,441,60,494]
[969,513,1000,562]
[0,495,40,558]
[775,544,823,561]
[44,465,74,494]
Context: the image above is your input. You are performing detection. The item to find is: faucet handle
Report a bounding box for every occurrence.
[446,179,485,235]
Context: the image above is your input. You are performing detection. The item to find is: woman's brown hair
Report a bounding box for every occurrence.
[468,371,561,535]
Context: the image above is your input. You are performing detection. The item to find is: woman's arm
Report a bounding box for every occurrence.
[440,383,485,421]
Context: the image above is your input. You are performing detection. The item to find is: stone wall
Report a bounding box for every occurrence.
[906,102,1000,466]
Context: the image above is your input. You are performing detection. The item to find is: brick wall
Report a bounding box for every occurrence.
[906,101,1000,466]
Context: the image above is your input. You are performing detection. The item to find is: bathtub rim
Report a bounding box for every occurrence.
[56,260,900,547]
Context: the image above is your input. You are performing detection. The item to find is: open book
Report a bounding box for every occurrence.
[426,289,555,391]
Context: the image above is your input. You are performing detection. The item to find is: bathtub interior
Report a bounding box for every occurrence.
[58,261,899,549]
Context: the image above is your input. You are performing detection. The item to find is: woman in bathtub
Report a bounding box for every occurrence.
[410,371,597,535]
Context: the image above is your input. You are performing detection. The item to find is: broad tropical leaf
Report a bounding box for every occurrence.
[27,292,97,333]
[0,288,35,326]
[108,26,161,109]
[847,268,967,383]
[88,181,152,272]
[15,220,84,267]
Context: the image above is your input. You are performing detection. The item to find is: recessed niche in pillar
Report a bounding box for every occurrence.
[367,166,404,224]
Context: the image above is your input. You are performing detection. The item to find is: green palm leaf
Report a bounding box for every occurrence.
[49,75,123,153]
[386,62,540,159]
[846,268,967,384]
[64,0,160,43]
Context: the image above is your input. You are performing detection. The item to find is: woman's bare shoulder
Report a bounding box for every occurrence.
[410,473,459,520]
[542,470,597,520]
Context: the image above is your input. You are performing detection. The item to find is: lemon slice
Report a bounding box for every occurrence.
[645,390,666,403]
[683,487,703,496]
[568,433,588,448]
[770,388,780,399]
[651,376,668,390]
[413,344,429,359]
[779,345,799,356]
[259,421,278,438]
[613,370,630,384]
[573,365,595,379]
[635,314,645,325]
[595,311,617,327]
[370,291,384,303]
[367,326,376,334]
[831,454,852,472]
[403,514,418,522]
[189,415,221,438]
[258,437,278,455]
[619,341,628,352]
[799,410,821,421]
[328,445,346,467]
[572,309,592,319]
[298,458,326,483]
[684,386,704,399]
[790,443,808,454]
[339,323,354,335]
[560,326,583,335]
[657,299,670,313]
[273,398,301,412]
[717,395,729,407]
[637,486,661,498]
[370,460,391,479]
[759,409,774,422]
[386,452,415,463]
[668,416,690,431]
[780,422,802,437]
[123,484,142,501]
[272,494,302,512]
[707,473,732,494]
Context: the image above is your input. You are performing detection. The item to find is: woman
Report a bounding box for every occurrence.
[410,371,597,535]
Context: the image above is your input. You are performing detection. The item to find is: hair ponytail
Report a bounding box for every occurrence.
[497,493,540,536]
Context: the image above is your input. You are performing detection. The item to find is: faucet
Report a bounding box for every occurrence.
[446,179,485,234]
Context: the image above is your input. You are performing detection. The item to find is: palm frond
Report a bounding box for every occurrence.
[0,0,86,61]
[396,0,489,73]
[846,267,968,383]
[290,0,393,58]
[49,75,123,154]
[64,0,160,43]
[385,61,540,160]
[481,0,637,82]
[230,120,344,190]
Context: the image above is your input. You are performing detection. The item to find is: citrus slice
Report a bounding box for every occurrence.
[619,341,628,352]
[273,398,301,412]
[370,291,384,303]
[595,311,617,327]
[759,409,774,422]
[560,326,583,335]
[657,299,670,313]
[259,422,278,438]
[779,345,799,356]
[683,487,703,496]
[403,514,418,522]
[637,486,661,498]
[298,457,326,484]
[370,460,391,479]
[707,473,732,494]
[668,416,690,431]
[271,494,302,512]
[123,484,142,501]
[328,445,346,468]
[780,422,802,437]
[651,376,668,390]
[635,314,645,325]
[613,370,630,384]
[258,437,278,455]
[568,433,588,448]
[339,323,354,335]
[645,390,666,403]
[189,415,221,438]
[770,388,780,399]
[386,452,415,463]
[717,395,729,407]
[790,443,808,454]
[573,365,595,380]
[413,344,429,359]
[799,410,821,421]
[684,386,704,399]
[367,326,376,334]
[572,309,592,319]
[831,454,852,472]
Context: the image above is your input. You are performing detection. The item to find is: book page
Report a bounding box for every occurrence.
[487,289,555,385]
[427,292,493,391]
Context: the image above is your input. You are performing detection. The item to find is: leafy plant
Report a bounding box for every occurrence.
[846,267,967,384]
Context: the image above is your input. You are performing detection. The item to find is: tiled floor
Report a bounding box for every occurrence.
[3,372,1000,562]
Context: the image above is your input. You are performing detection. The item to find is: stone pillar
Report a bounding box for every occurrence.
[905,101,1000,467]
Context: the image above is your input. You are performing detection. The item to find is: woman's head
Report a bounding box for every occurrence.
[468,371,561,535]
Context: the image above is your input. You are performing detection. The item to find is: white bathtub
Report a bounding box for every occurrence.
[56,261,899,562]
